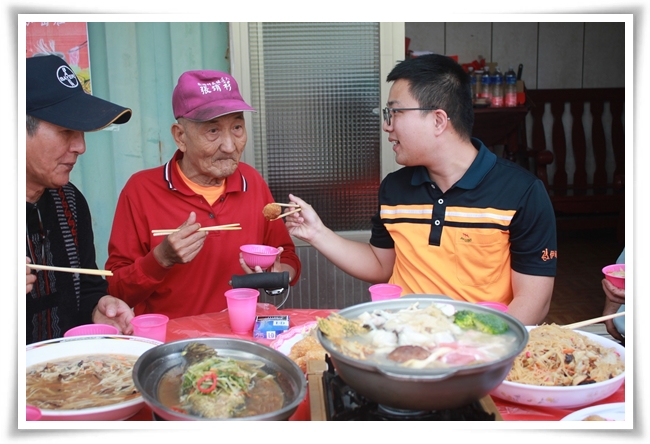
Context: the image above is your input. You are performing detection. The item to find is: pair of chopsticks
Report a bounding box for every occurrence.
[26,263,113,277]
[151,223,241,237]
[270,203,302,221]
[562,311,626,330]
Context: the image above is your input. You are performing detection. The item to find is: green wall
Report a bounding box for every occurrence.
[70,22,230,269]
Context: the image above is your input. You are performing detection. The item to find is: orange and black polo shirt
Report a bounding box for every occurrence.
[370,139,557,305]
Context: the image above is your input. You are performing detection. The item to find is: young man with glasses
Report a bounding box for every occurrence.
[285,54,557,326]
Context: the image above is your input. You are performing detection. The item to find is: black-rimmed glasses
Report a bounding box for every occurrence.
[382,107,450,126]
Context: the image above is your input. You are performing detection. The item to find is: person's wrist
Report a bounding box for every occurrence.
[153,244,174,268]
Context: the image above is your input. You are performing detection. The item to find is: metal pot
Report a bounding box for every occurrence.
[132,338,306,421]
[317,296,528,411]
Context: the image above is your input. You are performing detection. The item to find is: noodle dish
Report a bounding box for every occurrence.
[25,335,162,421]
[490,325,625,409]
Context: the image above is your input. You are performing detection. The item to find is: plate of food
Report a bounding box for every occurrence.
[270,321,327,372]
[491,325,625,409]
[26,335,162,421]
[561,402,625,421]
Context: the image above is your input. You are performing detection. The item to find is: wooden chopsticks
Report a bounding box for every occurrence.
[562,312,626,330]
[271,207,302,220]
[273,203,300,208]
[151,223,241,236]
[26,263,113,277]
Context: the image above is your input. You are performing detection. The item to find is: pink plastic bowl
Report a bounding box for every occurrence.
[602,264,625,289]
[476,301,509,312]
[64,323,119,337]
[368,283,402,302]
[240,244,280,269]
[26,405,42,421]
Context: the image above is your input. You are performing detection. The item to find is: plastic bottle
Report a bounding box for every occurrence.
[468,66,477,100]
[480,69,492,103]
[505,66,518,107]
[491,67,504,107]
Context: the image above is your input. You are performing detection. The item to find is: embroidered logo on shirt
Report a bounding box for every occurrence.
[460,232,472,243]
[541,248,558,261]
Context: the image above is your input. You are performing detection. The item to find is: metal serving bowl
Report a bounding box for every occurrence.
[132,337,307,421]
[317,295,529,411]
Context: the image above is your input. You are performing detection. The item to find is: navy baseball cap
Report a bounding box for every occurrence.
[26,54,132,131]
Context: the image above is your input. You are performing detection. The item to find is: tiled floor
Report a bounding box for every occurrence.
[542,228,624,326]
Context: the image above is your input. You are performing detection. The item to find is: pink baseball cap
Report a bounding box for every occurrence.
[172,70,256,121]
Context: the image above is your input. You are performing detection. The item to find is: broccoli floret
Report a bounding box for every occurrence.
[453,310,477,330]
[453,310,509,335]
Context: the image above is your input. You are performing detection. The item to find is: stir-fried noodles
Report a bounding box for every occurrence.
[506,324,624,386]
[26,354,139,410]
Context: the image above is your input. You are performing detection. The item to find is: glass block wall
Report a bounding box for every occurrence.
[248,22,381,231]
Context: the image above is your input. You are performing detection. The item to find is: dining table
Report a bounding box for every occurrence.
[126,304,625,422]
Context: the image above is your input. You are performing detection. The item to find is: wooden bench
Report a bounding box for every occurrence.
[525,88,625,242]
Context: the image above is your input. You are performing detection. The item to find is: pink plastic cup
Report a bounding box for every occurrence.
[225,288,260,334]
[477,301,509,312]
[130,314,169,342]
[64,323,119,337]
[602,264,625,289]
[369,283,402,302]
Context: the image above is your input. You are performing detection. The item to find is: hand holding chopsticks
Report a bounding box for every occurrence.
[26,263,113,277]
[151,223,241,236]
[562,311,626,330]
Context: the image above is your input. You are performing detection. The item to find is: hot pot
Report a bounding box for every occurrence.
[316,295,528,411]
[132,337,306,421]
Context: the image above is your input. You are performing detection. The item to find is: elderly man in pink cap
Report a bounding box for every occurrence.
[105,70,301,319]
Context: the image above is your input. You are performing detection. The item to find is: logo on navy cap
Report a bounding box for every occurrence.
[57,65,79,88]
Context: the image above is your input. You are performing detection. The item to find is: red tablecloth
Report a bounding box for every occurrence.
[495,382,625,421]
[127,305,625,422]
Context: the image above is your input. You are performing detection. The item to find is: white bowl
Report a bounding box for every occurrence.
[26,335,162,421]
[490,328,625,409]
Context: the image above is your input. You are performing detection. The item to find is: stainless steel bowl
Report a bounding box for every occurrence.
[132,338,307,421]
[317,295,529,411]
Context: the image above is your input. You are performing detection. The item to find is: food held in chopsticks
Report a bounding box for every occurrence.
[506,324,624,386]
[263,203,302,221]
[263,204,282,220]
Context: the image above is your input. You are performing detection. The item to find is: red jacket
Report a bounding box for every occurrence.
[105,150,300,318]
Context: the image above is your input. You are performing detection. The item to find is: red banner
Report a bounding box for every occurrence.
[25,22,91,93]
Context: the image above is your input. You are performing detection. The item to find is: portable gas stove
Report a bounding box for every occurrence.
[307,356,502,421]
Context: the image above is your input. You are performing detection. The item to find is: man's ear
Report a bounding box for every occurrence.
[171,122,187,152]
[432,109,450,134]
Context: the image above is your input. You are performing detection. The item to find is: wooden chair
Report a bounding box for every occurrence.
[525,88,625,243]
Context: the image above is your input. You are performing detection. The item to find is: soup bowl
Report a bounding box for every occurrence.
[316,295,529,411]
[132,337,307,421]
[25,335,162,421]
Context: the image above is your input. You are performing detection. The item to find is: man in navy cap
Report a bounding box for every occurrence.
[26,54,134,344]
